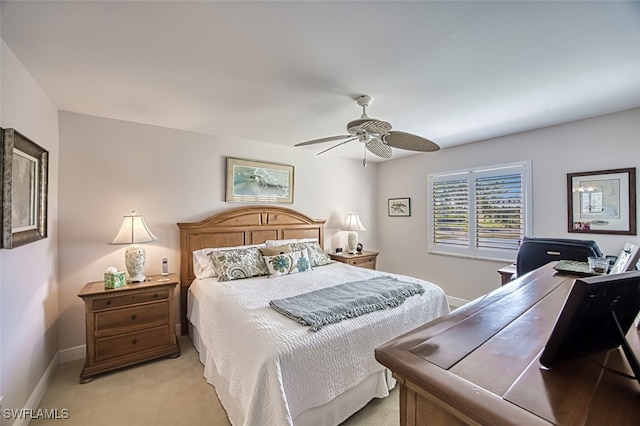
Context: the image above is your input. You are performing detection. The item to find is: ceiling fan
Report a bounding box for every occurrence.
[295,95,439,166]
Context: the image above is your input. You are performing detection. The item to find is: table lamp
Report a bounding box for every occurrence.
[109,211,157,282]
[343,213,366,254]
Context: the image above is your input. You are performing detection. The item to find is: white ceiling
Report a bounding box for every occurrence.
[2,1,639,162]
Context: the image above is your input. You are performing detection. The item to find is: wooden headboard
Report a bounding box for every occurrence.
[177,205,326,335]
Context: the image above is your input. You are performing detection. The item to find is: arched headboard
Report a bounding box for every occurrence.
[177,206,326,334]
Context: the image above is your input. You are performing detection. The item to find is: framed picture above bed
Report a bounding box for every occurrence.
[1,128,49,249]
[225,157,294,203]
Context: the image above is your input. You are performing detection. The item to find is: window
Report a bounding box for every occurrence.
[428,161,532,261]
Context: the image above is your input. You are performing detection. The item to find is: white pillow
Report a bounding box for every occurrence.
[263,249,312,277]
[192,243,266,279]
[193,249,217,279]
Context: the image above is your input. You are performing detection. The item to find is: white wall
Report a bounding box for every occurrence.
[0,40,59,421]
[57,112,378,350]
[378,108,640,303]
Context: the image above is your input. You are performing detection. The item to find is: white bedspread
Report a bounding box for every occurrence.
[187,262,448,426]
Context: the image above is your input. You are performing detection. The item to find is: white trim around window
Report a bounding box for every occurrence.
[427,161,532,262]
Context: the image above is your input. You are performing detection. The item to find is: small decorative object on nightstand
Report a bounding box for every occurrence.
[329,250,379,270]
[77,274,181,383]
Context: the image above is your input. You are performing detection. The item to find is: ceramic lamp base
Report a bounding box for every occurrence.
[125,245,147,283]
[347,232,359,254]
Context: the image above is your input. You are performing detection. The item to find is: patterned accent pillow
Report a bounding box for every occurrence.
[263,249,312,277]
[209,247,270,281]
[193,243,266,279]
[290,241,332,267]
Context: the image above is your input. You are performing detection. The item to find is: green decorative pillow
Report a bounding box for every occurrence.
[290,241,332,267]
[264,249,312,277]
[209,247,270,281]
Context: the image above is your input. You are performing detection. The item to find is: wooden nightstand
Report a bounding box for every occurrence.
[77,274,181,383]
[329,251,379,270]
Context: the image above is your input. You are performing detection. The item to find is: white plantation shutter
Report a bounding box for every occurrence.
[432,178,470,248]
[475,172,524,251]
[428,161,531,261]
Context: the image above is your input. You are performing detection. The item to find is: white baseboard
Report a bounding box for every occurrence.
[447,295,470,310]
[11,352,59,426]
[59,344,86,363]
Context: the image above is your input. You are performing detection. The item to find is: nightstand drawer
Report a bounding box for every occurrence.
[347,257,375,268]
[329,251,379,270]
[95,302,169,335]
[95,326,170,361]
[93,289,169,311]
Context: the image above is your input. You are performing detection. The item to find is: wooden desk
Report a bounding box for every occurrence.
[375,263,640,425]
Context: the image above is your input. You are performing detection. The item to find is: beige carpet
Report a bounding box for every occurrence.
[31,336,398,425]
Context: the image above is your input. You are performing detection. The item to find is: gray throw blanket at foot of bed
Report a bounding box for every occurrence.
[269,275,425,331]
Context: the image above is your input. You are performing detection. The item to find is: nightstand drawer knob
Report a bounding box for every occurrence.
[106,301,112,305]
[131,314,137,321]
[132,339,138,345]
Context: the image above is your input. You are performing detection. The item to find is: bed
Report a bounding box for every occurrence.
[178,206,449,426]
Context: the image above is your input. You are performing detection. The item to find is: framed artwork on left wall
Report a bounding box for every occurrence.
[1,128,49,248]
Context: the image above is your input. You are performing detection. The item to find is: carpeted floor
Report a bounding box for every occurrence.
[30,336,398,425]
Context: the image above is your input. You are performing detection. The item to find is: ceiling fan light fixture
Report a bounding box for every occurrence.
[357,132,371,143]
[293,94,439,163]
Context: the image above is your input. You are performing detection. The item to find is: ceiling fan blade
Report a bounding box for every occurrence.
[295,135,352,147]
[316,137,357,155]
[383,131,440,152]
[347,118,392,135]
[366,139,392,159]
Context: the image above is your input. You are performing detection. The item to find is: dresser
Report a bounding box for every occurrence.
[329,250,379,270]
[78,274,181,383]
[375,263,640,425]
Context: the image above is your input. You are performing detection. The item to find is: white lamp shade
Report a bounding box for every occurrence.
[342,213,366,232]
[109,211,157,283]
[109,211,157,245]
